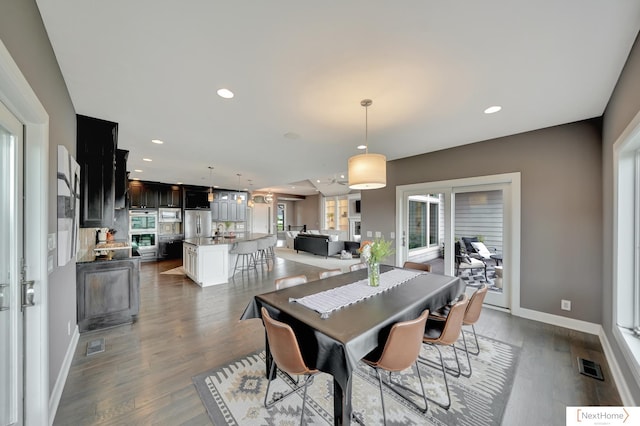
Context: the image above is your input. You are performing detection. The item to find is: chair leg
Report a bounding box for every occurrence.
[420,344,452,410]
[374,369,387,425]
[458,329,473,378]
[467,324,481,356]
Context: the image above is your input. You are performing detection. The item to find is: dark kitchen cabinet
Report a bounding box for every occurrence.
[77,115,118,228]
[184,186,211,209]
[158,184,182,207]
[114,149,129,210]
[158,236,183,259]
[128,180,159,209]
[76,258,140,332]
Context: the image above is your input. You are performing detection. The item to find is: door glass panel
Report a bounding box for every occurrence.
[454,189,505,305]
[0,117,17,425]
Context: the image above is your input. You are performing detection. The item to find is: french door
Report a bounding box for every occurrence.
[0,99,24,425]
[396,173,520,310]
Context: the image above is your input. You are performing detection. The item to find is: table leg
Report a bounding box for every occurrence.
[333,375,352,425]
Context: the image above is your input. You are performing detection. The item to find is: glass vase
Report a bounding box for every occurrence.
[367,262,380,287]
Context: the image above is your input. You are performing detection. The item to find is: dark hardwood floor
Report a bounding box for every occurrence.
[53,256,620,425]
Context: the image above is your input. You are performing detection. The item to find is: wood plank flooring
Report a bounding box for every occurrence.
[53,256,620,425]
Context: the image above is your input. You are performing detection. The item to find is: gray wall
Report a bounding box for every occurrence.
[362,120,603,322]
[0,0,77,393]
[603,32,640,401]
[294,194,321,231]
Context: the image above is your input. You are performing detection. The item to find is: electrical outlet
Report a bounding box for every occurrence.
[366,231,372,237]
[375,231,381,238]
[561,299,571,311]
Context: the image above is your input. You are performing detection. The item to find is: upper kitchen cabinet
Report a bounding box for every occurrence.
[211,191,246,221]
[114,149,129,210]
[184,186,211,209]
[77,115,117,228]
[158,184,182,207]
[128,180,159,209]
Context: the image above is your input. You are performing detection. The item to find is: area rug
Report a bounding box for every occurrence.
[160,266,185,275]
[192,333,520,425]
[274,247,362,272]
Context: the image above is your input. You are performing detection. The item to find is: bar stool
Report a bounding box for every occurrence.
[267,234,278,261]
[231,240,258,276]
[255,236,272,267]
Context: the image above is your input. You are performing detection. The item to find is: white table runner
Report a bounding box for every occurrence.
[291,268,421,318]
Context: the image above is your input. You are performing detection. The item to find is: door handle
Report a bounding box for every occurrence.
[21,279,35,308]
[0,283,8,311]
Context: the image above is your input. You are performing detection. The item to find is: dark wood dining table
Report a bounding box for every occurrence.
[240,264,465,425]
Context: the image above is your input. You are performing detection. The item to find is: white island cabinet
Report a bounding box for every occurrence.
[182,239,230,287]
[182,233,268,287]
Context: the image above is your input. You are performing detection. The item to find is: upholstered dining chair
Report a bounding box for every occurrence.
[402,261,432,272]
[349,262,367,272]
[362,310,430,424]
[420,293,469,410]
[429,284,488,377]
[319,268,342,279]
[274,274,307,290]
[261,307,319,425]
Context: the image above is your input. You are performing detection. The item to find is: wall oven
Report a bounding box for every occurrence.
[129,210,158,260]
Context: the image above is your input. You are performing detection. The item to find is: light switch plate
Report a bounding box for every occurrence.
[366,231,372,237]
[375,231,382,238]
[48,233,56,251]
[390,232,395,239]
[47,255,54,273]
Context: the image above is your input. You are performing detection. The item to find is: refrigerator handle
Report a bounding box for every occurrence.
[196,214,201,235]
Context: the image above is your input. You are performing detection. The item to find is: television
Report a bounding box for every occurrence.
[355,200,361,213]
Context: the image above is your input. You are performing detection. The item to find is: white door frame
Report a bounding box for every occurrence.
[396,172,521,311]
[0,40,50,424]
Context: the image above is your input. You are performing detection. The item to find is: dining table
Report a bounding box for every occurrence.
[240,264,465,425]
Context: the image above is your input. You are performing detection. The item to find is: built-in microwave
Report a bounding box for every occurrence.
[158,207,182,223]
[129,210,157,231]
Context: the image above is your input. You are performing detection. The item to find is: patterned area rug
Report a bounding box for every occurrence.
[193,333,519,425]
[458,264,503,293]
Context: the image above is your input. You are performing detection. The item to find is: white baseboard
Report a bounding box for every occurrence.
[598,327,636,406]
[512,306,601,335]
[512,306,636,405]
[48,326,79,425]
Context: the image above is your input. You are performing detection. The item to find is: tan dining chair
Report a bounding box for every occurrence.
[274,274,307,290]
[349,262,367,272]
[362,310,430,423]
[261,307,319,424]
[429,284,488,378]
[403,261,432,272]
[319,268,342,279]
[420,293,469,410]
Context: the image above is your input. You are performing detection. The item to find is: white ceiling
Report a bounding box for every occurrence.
[36,1,640,197]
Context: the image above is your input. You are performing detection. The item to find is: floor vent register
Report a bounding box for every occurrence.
[577,357,604,381]
[86,338,105,356]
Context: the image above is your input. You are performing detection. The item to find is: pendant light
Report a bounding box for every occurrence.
[207,166,214,202]
[247,179,255,208]
[236,173,243,204]
[348,99,386,189]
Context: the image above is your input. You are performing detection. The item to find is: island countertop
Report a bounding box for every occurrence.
[183,233,269,247]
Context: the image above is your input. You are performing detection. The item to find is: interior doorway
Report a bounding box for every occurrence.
[396,173,520,310]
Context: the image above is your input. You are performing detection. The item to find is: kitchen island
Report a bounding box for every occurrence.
[182,233,268,287]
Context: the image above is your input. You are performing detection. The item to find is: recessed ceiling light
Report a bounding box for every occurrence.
[134,169,143,173]
[151,139,164,144]
[143,158,152,162]
[132,177,140,181]
[340,174,345,179]
[357,145,367,150]
[316,179,321,183]
[177,182,183,185]
[484,105,502,114]
[213,185,220,188]
[217,88,234,99]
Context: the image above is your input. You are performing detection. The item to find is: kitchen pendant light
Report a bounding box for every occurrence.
[348,99,386,189]
[236,173,243,204]
[207,166,214,202]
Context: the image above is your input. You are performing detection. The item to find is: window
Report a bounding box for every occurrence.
[614,119,640,378]
[277,203,285,231]
[408,195,440,250]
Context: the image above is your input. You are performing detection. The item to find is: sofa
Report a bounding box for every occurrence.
[294,234,344,258]
[285,230,299,249]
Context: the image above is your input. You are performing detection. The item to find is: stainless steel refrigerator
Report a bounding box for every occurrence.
[184,210,212,239]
